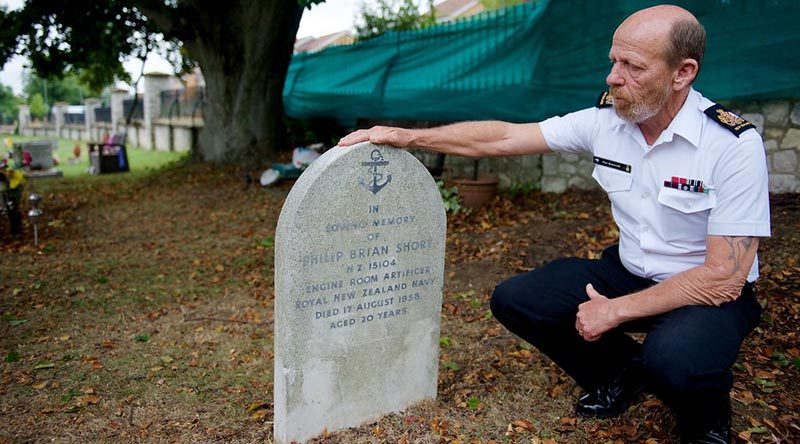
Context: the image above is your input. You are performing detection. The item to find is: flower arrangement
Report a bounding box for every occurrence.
[1,142,26,234]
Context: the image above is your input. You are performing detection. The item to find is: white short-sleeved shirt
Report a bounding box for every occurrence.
[539,89,771,282]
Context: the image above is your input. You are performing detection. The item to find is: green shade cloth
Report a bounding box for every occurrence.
[284,0,800,126]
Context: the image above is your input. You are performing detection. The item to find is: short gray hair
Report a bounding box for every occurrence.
[665,19,706,81]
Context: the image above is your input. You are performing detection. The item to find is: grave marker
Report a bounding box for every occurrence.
[274,142,446,443]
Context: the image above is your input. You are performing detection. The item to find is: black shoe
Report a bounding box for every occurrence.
[681,410,731,444]
[575,371,646,418]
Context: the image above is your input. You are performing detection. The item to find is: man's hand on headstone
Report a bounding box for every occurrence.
[338,126,411,148]
[575,283,620,342]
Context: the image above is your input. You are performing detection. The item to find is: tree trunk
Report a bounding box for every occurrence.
[180,1,304,164]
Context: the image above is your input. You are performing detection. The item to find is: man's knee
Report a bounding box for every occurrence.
[491,258,587,322]
[642,337,732,396]
[490,278,521,324]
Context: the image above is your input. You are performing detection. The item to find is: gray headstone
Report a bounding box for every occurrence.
[274,142,446,444]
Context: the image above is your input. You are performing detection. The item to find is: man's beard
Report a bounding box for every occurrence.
[610,80,672,124]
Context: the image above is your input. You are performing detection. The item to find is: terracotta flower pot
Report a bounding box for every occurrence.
[453,176,498,210]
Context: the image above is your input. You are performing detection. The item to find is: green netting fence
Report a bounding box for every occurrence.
[283,0,800,126]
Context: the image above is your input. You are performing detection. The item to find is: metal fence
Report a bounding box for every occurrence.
[122,98,144,122]
[159,86,206,120]
[64,113,85,125]
[95,106,111,123]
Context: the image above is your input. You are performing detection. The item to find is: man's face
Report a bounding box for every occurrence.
[606,27,675,124]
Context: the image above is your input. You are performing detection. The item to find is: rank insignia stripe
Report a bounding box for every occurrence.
[704,104,755,137]
[593,156,631,173]
[596,91,614,108]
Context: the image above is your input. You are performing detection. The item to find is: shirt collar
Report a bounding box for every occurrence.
[609,88,703,149]
[667,88,702,148]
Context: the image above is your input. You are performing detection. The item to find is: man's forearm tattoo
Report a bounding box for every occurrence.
[723,236,755,271]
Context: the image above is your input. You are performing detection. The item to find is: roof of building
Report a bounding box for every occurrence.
[294,31,354,54]
[433,0,485,22]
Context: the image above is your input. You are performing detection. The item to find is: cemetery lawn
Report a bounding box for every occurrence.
[1,162,798,443]
[3,134,187,178]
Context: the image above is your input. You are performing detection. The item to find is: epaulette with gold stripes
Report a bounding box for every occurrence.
[596,91,614,108]
[703,104,755,137]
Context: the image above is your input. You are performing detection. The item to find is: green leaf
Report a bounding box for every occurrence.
[3,314,28,327]
[454,290,476,300]
[61,388,81,403]
[772,351,790,367]
[97,276,108,284]
[33,361,55,370]
[260,237,274,248]
[747,426,769,434]
[470,299,482,309]
[134,333,150,343]
[442,361,460,371]
[5,351,20,362]
[437,181,462,214]
[467,395,481,410]
[439,336,451,347]
[793,357,800,371]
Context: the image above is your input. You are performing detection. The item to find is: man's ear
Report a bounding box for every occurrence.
[673,58,699,90]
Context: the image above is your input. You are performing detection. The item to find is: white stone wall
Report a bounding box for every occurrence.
[738,101,800,193]
[153,124,171,152]
[110,89,129,131]
[410,149,544,190]
[17,105,30,132]
[173,126,194,152]
[136,124,152,150]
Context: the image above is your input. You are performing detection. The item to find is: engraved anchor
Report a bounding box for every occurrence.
[359,149,392,195]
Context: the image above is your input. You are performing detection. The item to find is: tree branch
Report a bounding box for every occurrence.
[130,0,183,39]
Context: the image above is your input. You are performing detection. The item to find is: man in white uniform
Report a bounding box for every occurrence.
[338,5,769,443]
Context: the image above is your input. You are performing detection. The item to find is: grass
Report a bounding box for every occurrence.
[2,133,187,178]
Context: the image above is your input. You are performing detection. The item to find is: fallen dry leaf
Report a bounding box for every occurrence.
[250,410,268,420]
[512,419,534,430]
[80,395,100,405]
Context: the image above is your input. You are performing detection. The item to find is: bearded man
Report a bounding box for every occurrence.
[338,5,769,443]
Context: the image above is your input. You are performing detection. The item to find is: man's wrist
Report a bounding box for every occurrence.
[405,128,424,148]
[610,296,633,325]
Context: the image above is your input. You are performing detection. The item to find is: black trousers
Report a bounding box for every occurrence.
[490,245,761,431]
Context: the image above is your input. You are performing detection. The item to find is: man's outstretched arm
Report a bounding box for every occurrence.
[576,235,760,341]
[337,121,552,157]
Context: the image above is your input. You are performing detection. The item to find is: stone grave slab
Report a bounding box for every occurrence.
[274,142,446,443]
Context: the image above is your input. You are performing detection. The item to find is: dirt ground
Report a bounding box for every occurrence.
[1,163,797,443]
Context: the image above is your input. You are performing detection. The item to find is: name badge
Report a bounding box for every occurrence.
[593,156,631,173]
